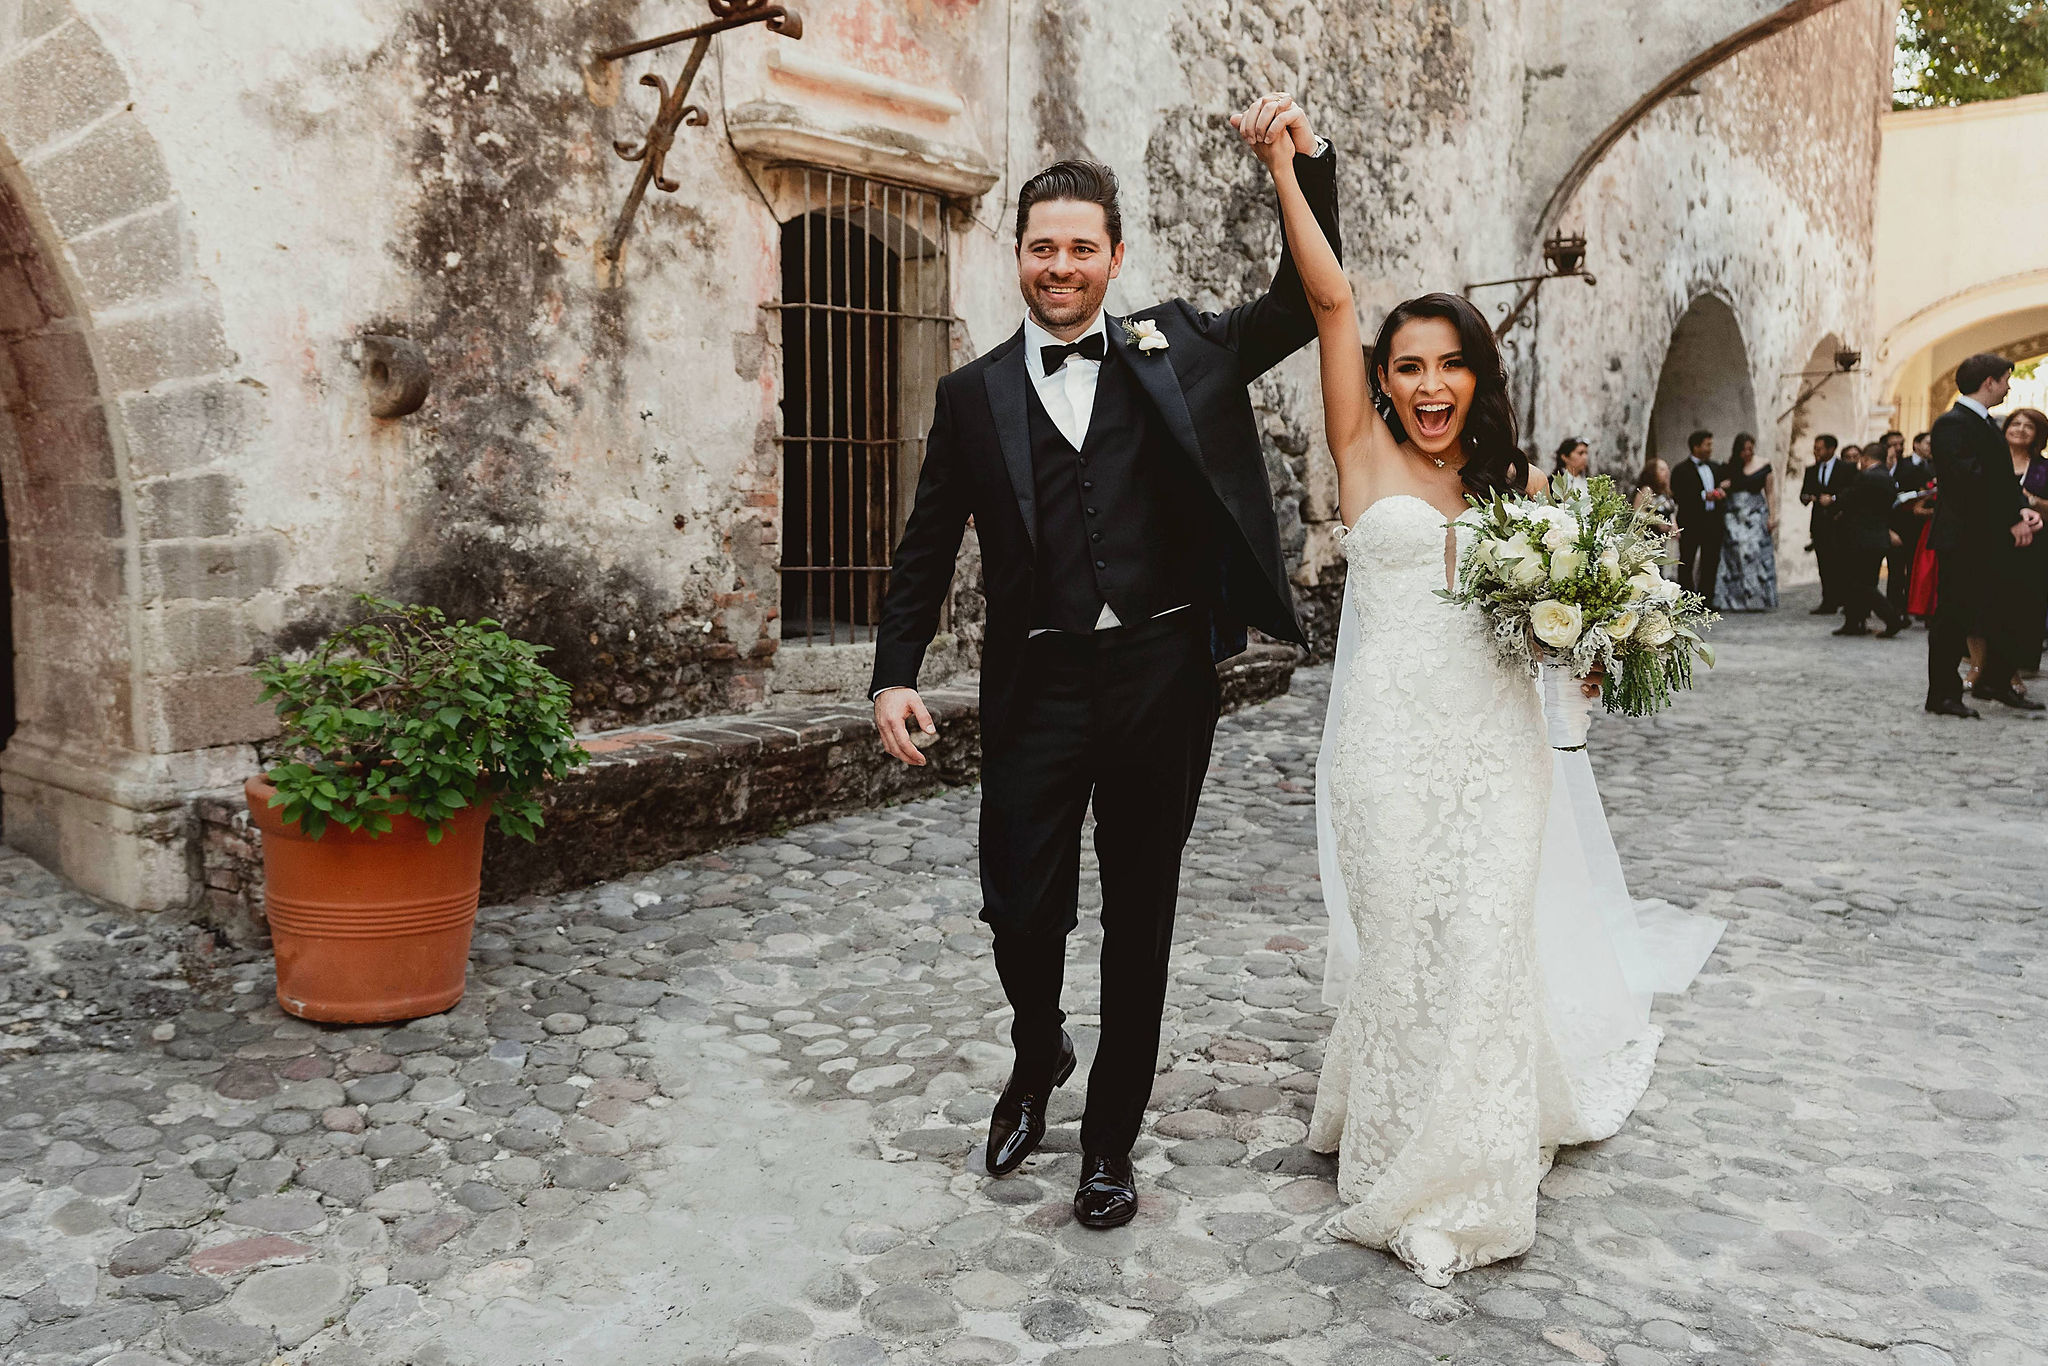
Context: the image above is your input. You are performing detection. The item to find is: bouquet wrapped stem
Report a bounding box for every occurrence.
[1439,473,1718,719]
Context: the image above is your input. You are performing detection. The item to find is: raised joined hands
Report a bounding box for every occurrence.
[1230,94,1317,168]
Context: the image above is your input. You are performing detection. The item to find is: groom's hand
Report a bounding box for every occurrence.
[1229,93,1317,167]
[874,687,936,767]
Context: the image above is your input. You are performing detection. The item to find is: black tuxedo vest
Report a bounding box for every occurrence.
[1024,347,1210,632]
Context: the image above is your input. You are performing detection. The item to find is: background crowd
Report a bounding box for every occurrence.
[1528,349,2048,715]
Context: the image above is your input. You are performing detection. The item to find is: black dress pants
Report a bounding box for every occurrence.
[1813,528,1839,610]
[1677,521,1724,604]
[981,612,1218,1160]
[1927,547,2010,704]
[1886,526,1916,619]
[1838,546,1898,631]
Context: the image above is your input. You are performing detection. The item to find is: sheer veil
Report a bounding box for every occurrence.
[1317,584,1724,1050]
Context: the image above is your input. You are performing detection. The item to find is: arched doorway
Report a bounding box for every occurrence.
[774,171,951,647]
[0,474,12,781]
[0,175,137,862]
[1646,293,1760,467]
[0,472,12,789]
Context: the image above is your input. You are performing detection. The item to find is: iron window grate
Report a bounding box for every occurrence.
[771,168,954,646]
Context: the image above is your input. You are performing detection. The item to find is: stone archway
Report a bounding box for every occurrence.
[0,175,138,849]
[0,5,266,910]
[1645,294,1759,468]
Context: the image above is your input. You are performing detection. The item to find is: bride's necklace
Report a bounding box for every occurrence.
[1429,456,1446,469]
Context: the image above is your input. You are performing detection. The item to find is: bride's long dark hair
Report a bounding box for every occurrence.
[1368,292,1528,501]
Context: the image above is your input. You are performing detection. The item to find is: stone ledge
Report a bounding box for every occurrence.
[192,644,1299,930]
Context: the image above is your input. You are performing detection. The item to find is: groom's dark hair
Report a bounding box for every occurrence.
[1016,160,1123,247]
[1956,351,2013,396]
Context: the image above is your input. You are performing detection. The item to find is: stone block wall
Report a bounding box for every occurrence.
[192,645,1300,942]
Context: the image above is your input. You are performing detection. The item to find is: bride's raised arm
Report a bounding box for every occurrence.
[1232,96,1385,479]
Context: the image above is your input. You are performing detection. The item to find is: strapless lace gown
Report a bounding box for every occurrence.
[1307,495,1632,1287]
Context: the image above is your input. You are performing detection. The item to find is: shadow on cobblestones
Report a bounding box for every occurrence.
[0,584,2041,1365]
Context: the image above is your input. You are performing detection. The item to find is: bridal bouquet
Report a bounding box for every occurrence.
[1442,473,1717,717]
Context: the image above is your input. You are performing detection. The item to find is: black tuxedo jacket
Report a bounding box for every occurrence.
[869,147,1343,747]
[1670,457,1722,527]
[1835,463,1897,555]
[1800,457,1857,536]
[1929,403,2025,554]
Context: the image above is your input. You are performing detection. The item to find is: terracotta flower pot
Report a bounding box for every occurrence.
[245,776,489,1024]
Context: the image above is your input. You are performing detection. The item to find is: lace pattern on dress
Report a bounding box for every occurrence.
[1307,496,1659,1287]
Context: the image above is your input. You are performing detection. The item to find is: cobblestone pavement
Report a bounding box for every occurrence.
[2,584,2044,1366]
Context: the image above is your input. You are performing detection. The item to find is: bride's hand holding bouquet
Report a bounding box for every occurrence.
[1442,472,1718,717]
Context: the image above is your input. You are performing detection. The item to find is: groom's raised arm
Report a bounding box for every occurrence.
[870,382,969,698]
[1201,138,1343,383]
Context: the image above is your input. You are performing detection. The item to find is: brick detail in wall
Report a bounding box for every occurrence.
[191,646,1299,937]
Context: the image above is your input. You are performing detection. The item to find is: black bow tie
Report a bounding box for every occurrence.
[1041,333,1106,373]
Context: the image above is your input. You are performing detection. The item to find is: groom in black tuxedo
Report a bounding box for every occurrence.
[1925,352,2045,715]
[870,95,1339,1228]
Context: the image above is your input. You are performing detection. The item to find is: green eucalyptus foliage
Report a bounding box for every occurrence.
[1896,2,2048,109]
[256,597,589,844]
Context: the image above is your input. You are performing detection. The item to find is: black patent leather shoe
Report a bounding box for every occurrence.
[985,1032,1076,1177]
[1972,686,2047,712]
[1926,697,1981,718]
[1832,624,1869,637]
[1073,1152,1138,1229]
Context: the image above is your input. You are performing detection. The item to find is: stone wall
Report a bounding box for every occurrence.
[0,0,1891,907]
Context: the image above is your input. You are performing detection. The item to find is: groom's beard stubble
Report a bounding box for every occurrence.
[1023,276,1108,335]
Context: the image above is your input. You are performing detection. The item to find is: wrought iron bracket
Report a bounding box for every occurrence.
[1465,233,1596,341]
[596,1,804,263]
[1775,353,1864,423]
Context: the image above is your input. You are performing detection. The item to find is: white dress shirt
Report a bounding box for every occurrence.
[1687,456,1718,503]
[1958,394,1992,423]
[1023,309,1106,450]
[1021,310,1189,634]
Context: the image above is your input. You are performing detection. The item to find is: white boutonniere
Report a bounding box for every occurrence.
[1123,318,1170,353]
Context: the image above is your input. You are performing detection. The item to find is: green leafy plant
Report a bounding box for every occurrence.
[256,597,589,843]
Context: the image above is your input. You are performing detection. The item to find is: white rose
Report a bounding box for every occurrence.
[1541,519,1580,552]
[1598,547,1621,579]
[1653,575,1683,604]
[1504,536,1548,587]
[1549,548,1587,583]
[1626,571,1663,602]
[1530,599,1585,648]
[1607,609,1639,641]
[1474,537,1505,565]
[1637,610,1676,647]
[1129,319,1170,352]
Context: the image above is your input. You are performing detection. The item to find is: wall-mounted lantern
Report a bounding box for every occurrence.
[595,0,805,266]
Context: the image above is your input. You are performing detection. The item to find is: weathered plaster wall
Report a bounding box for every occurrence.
[0,0,1892,908]
[1502,0,1892,588]
[1019,0,1887,625]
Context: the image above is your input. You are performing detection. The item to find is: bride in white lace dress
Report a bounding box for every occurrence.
[1235,98,1720,1287]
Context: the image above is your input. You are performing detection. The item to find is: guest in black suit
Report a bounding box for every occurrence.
[1670,430,1725,604]
[1889,430,1936,621]
[1925,352,2045,716]
[870,98,1342,1226]
[1799,434,1855,614]
[1832,445,1904,637]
